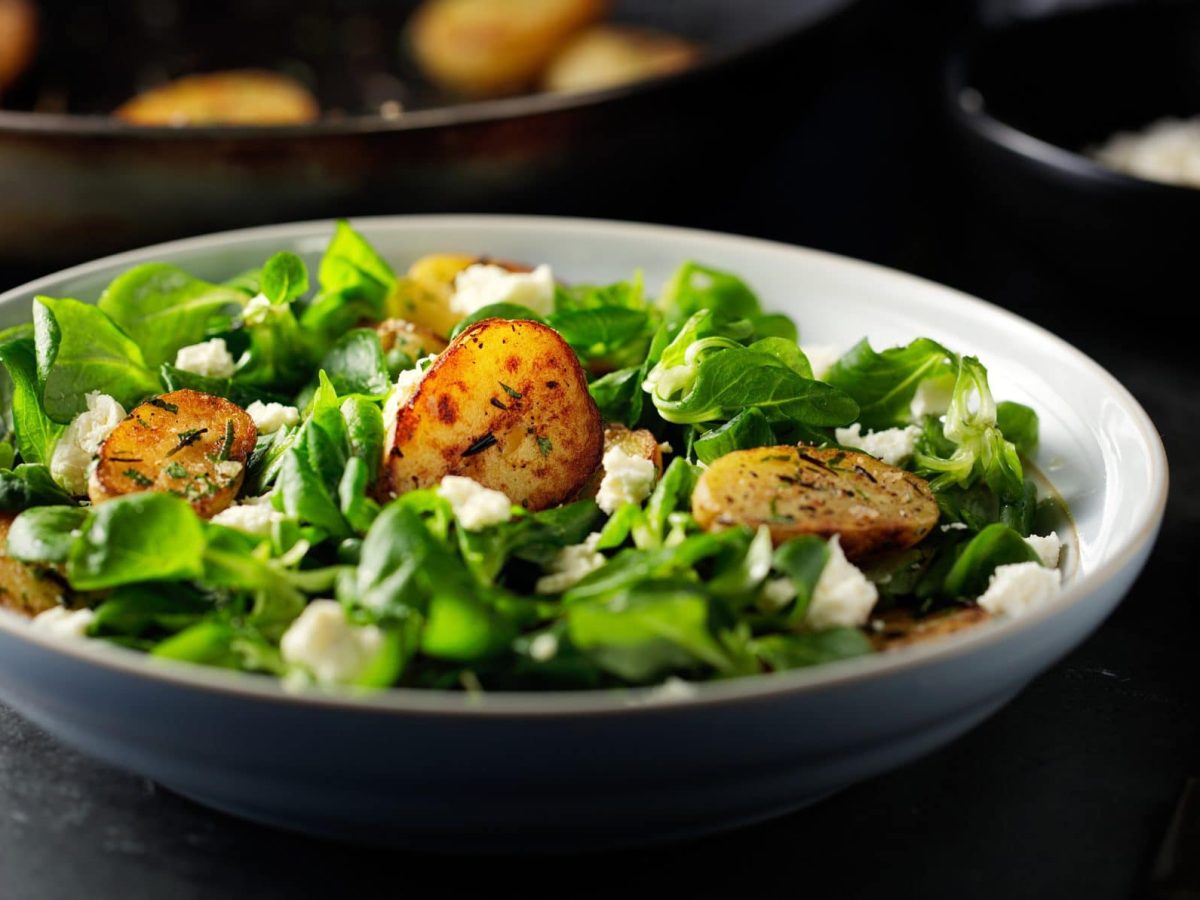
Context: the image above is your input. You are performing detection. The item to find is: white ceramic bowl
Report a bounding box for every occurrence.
[0,216,1167,850]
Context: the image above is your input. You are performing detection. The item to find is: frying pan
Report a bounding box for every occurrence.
[0,0,863,267]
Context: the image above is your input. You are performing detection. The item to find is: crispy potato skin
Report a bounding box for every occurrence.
[114,70,319,126]
[0,0,37,93]
[0,515,68,617]
[384,318,602,510]
[90,389,257,519]
[409,0,606,97]
[871,606,990,651]
[579,423,662,499]
[375,318,449,359]
[542,24,698,93]
[387,253,536,338]
[692,445,939,562]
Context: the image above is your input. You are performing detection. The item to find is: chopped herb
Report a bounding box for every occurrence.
[166,463,187,479]
[123,468,154,487]
[537,436,553,457]
[217,420,235,461]
[149,397,179,414]
[108,457,143,463]
[167,427,208,457]
[499,382,522,400]
[490,397,508,410]
[462,433,498,457]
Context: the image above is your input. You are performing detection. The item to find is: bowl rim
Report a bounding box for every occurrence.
[0,214,1170,718]
[0,0,857,140]
[944,18,1200,201]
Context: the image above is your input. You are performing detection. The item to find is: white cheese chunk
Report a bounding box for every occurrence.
[805,536,879,630]
[1025,532,1063,569]
[596,445,657,514]
[280,600,386,684]
[438,475,514,530]
[801,344,842,380]
[174,338,236,378]
[450,263,556,317]
[31,606,95,639]
[910,376,955,420]
[245,401,299,435]
[49,392,127,495]
[834,423,922,466]
[976,561,1061,617]
[242,293,273,326]
[381,357,435,456]
[536,533,605,594]
[211,501,283,537]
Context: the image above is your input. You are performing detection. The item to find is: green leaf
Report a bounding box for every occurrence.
[0,338,63,465]
[753,628,873,670]
[340,396,385,486]
[67,493,206,590]
[997,401,1039,458]
[693,407,775,465]
[5,505,89,563]
[0,464,74,511]
[34,297,159,422]
[747,337,813,379]
[318,329,390,397]
[589,367,640,423]
[317,220,396,304]
[941,522,1039,599]
[657,261,761,325]
[772,536,831,625]
[91,584,212,638]
[97,264,245,368]
[823,338,957,430]
[421,591,516,663]
[259,252,310,304]
[548,307,651,367]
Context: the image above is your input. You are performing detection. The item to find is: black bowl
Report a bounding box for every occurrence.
[946,2,1200,291]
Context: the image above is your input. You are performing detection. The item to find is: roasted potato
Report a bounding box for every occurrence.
[387,253,535,338]
[90,390,257,518]
[409,0,606,97]
[542,24,698,93]
[692,445,939,562]
[0,0,36,93]
[383,318,602,510]
[0,514,67,617]
[114,70,319,126]
[871,606,990,651]
[580,423,663,498]
[375,318,449,360]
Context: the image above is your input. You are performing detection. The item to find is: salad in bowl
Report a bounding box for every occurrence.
[0,222,1067,693]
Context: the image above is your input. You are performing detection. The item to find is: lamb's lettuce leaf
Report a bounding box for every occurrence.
[0,338,63,465]
[823,338,956,430]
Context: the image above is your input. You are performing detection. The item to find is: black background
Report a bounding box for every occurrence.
[1,1,1197,897]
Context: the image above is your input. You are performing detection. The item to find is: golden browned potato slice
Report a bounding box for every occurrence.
[0,514,67,617]
[387,253,537,338]
[90,390,257,519]
[375,318,449,360]
[542,24,698,93]
[114,70,319,126]
[871,606,990,651]
[579,423,663,498]
[692,445,939,562]
[0,0,36,93]
[384,318,602,510]
[409,0,606,97]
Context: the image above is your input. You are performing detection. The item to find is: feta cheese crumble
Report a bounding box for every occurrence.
[438,475,514,530]
[528,632,559,662]
[49,391,126,495]
[976,561,1061,617]
[536,533,605,594]
[760,576,797,612]
[1025,532,1063,569]
[834,423,922,466]
[910,376,955,420]
[381,357,435,454]
[801,345,842,380]
[31,606,95,638]
[596,445,657,514]
[805,536,879,630]
[242,293,273,326]
[245,401,299,434]
[280,600,386,684]
[174,338,236,378]
[211,501,283,537]
[450,263,556,318]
